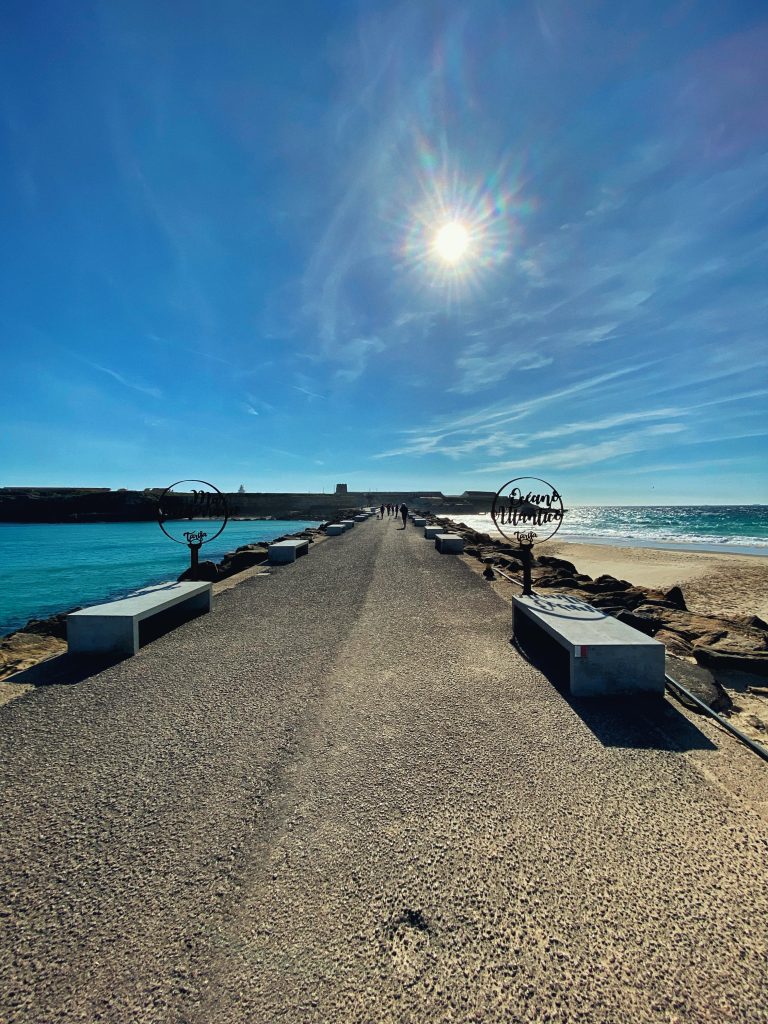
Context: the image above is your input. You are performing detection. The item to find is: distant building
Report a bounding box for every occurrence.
[335,483,348,494]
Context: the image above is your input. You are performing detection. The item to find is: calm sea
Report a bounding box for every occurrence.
[444,505,768,554]
[0,520,320,636]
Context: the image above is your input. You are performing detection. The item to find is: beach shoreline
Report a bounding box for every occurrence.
[536,539,768,621]
[436,514,768,621]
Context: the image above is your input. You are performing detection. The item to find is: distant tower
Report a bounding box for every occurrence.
[238,484,246,494]
[335,483,348,494]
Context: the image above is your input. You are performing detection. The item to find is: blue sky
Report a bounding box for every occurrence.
[1,0,766,503]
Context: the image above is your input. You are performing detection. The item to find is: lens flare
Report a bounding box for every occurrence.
[396,140,536,301]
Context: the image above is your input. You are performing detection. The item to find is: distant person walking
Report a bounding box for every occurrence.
[379,503,385,520]
[400,503,408,528]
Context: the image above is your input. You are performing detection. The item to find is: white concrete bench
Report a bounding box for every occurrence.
[424,525,442,539]
[269,538,310,564]
[67,582,212,657]
[326,524,345,536]
[340,520,355,530]
[435,533,464,554]
[513,593,665,697]
[354,514,367,522]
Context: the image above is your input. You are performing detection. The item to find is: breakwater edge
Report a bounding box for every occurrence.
[0,519,324,682]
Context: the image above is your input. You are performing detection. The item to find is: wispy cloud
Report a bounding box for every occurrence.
[335,337,386,384]
[470,423,687,473]
[84,360,162,399]
[450,343,553,393]
[291,384,326,400]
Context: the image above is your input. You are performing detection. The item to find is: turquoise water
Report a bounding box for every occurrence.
[0,520,320,636]
[447,505,768,553]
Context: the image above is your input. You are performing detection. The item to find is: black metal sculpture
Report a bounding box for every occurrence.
[490,477,566,596]
[157,480,229,580]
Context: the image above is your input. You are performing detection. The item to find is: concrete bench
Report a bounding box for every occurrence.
[412,517,426,527]
[67,582,212,657]
[513,593,665,697]
[424,525,442,539]
[354,514,367,522]
[326,524,345,536]
[435,533,464,554]
[269,538,310,564]
[340,520,355,530]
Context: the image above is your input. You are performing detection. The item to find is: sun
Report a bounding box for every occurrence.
[433,221,470,264]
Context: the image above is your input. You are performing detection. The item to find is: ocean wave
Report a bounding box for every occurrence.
[439,512,768,551]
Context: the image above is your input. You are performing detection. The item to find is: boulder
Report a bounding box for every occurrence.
[178,560,219,583]
[590,589,649,611]
[21,609,80,640]
[666,659,731,712]
[731,614,768,633]
[616,608,662,637]
[693,632,768,677]
[221,548,269,575]
[662,585,687,611]
[628,606,737,644]
[693,645,768,677]
[495,556,523,572]
[537,555,578,575]
[535,575,583,589]
[655,629,694,659]
[464,545,480,557]
[592,574,632,592]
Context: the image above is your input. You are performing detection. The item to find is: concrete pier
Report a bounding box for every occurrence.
[2,518,767,1023]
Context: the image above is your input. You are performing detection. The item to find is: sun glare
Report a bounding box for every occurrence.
[398,149,533,300]
[434,221,470,264]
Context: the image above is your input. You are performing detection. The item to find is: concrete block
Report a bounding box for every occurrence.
[412,517,426,527]
[268,539,310,564]
[326,524,345,536]
[513,593,665,697]
[340,520,355,530]
[424,525,442,539]
[67,582,212,657]
[435,533,464,554]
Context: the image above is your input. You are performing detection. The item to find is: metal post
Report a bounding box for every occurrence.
[183,530,207,581]
[189,542,201,580]
[519,540,534,596]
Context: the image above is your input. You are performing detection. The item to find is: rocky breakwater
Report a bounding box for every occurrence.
[177,525,326,582]
[426,514,768,714]
[0,526,329,687]
[0,610,72,682]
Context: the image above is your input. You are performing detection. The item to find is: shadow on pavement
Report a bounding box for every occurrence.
[511,634,716,753]
[8,652,127,687]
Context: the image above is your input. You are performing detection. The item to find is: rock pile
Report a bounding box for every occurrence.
[177,527,325,583]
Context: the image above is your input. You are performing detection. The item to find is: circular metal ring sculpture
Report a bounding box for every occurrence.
[490,476,566,595]
[156,479,229,579]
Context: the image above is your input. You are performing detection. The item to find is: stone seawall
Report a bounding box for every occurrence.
[0,489,495,523]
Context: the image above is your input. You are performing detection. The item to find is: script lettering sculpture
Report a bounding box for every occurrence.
[157,480,229,580]
[490,477,567,596]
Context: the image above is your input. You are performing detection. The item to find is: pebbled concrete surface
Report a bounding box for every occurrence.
[1,518,767,1023]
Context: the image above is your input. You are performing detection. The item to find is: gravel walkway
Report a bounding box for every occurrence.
[1,517,767,1023]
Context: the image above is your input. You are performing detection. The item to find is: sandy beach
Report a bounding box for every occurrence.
[538,539,768,621]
